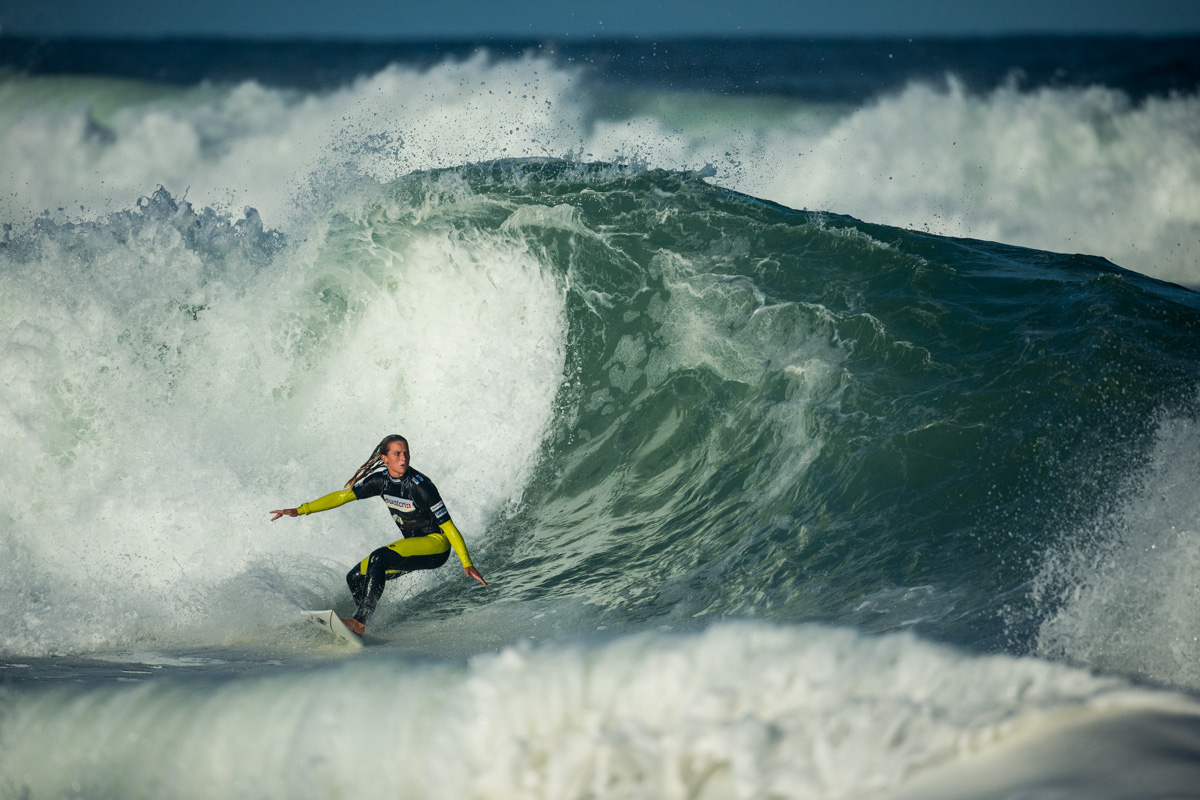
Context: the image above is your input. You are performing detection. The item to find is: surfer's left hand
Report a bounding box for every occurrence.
[465,566,489,587]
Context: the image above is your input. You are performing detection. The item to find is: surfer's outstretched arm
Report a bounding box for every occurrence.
[439,519,489,586]
[270,488,357,521]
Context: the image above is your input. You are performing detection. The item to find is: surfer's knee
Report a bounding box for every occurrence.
[366,547,393,575]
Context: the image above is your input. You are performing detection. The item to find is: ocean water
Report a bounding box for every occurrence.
[1,37,1199,800]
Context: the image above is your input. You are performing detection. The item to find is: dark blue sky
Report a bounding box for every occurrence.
[4,0,1200,38]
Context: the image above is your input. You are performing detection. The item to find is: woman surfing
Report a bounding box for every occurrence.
[270,434,487,637]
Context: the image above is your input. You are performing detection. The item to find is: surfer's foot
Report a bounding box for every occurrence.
[341,618,365,637]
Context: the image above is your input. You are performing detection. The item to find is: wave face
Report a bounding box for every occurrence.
[3,161,1199,680]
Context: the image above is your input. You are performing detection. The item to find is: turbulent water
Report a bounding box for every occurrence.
[2,37,1200,800]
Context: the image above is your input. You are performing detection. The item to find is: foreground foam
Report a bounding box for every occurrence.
[1,623,1195,800]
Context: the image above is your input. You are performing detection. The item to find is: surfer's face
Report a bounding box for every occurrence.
[382,440,409,478]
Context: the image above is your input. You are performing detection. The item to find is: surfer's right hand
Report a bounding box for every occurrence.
[270,508,299,521]
[465,566,489,587]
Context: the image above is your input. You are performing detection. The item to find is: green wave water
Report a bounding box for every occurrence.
[5,158,1199,668]
[4,160,1200,799]
[369,161,1200,665]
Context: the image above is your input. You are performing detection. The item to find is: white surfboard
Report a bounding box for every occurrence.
[303,610,364,649]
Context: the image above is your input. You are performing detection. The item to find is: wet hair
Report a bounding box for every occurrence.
[345,434,408,488]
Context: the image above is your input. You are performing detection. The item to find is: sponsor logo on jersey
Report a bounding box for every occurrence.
[431,500,448,519]
[383,495,416,513]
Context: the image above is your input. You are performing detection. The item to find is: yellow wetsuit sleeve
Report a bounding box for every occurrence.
[439,519,474,568]
[297,489,357,515]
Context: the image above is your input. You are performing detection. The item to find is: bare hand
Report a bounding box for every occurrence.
[465,566,489,587]
[270,508,299,521]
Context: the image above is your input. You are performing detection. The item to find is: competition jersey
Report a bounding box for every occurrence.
[352,467,451,537]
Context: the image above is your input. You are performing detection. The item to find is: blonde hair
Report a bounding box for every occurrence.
[346,434,408,488]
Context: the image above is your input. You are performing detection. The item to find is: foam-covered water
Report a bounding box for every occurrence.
[2,37,1200,799]
[4,624,1200,800]
[2,48,1199,284]
[0,179,566,655]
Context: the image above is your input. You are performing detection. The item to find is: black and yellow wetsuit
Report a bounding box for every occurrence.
[296,467,476,624]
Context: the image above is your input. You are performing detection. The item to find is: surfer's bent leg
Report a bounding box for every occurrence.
[345,533,451,624]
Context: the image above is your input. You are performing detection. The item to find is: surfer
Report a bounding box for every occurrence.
[270,434,487,636]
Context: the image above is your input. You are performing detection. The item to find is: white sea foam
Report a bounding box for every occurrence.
[0,179,567,655]
[0,55,586,233]
[1033,414,1200,691]
[0,623,1194,800]
[2,59,1199,284]
[741,80,1200,288]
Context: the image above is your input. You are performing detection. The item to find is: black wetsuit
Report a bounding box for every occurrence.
[346,467,454,623]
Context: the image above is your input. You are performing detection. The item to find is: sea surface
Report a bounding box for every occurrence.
[1,36,1199,800]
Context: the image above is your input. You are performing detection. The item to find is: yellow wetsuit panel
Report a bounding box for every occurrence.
[358,532,451,575]
[297,488,356,515]
[352,521,476,576]
[439,519,475,568]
